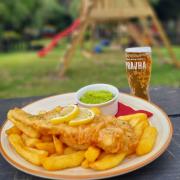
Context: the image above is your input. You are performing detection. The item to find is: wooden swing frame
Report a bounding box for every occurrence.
[59,0,179,77]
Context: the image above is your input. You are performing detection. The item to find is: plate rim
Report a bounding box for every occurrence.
[0,92,173,180]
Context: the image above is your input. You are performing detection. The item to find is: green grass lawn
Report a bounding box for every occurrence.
[0,45,179,98]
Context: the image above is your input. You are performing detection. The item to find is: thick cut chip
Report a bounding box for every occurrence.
[53,135,64,154]
[90,153,126,170]
[42,151,85,170]
[85,146,101,162]
[8,134,48,166]
[136,126,158,155]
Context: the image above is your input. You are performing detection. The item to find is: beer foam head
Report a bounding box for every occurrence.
[125,47,151,53]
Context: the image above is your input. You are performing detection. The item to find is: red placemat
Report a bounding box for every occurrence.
[115,102,153,117]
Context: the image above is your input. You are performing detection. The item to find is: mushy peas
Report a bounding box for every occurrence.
[80,90,114,104]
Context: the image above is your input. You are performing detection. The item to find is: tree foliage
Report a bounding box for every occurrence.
[68,0,81,19]
[0,0,179,34]
[0,0,66,31]
[152,0,180,20]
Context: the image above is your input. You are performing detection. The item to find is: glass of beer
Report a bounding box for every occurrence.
[125,47,152,101]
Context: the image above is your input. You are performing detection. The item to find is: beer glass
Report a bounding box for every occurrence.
[125,47,152,101]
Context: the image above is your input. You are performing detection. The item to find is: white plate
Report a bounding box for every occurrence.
[0,92,173,180]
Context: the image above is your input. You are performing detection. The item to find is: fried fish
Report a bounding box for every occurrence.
[7,107,138,154]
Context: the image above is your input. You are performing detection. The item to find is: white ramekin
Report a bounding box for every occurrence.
[76,84,119,115]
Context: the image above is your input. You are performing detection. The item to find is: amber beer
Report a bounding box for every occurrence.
[125,47,152,100]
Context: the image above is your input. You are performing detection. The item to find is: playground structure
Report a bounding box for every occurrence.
[38,0,180,77]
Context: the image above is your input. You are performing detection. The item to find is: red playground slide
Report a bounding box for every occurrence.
[38,19,80,57]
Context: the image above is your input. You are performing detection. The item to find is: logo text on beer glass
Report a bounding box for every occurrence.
[126,61,146,70]
[126,54,148,70]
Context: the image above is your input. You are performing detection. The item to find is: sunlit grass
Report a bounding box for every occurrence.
[0,45,179,98]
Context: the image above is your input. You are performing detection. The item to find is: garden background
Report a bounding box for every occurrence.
[0,0,179,98]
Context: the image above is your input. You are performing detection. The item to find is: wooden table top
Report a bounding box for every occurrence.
[0,87,180,180]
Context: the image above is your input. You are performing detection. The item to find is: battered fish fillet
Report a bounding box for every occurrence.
[7,107,138,154]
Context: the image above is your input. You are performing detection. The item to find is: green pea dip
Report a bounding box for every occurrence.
[80,90,114,104]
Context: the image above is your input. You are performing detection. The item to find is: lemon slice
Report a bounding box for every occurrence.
[50,105,79,124]
[69,108,95,126]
